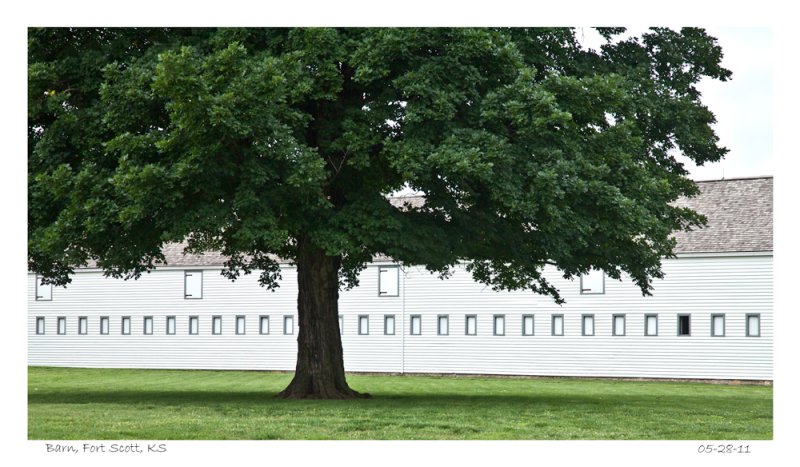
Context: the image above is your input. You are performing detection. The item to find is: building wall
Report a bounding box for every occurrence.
[28,253,773,380]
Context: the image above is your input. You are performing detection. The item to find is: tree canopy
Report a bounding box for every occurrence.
[29,27,731,303]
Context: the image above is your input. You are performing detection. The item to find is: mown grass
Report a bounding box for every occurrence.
[28,366,772,440]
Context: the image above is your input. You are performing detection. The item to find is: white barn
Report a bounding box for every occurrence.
[28,176,773,381]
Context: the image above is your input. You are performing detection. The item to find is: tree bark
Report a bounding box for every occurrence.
[276,236,369,399]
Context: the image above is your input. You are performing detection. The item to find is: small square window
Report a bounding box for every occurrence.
[582,315,595,336]
[384,315,395,335]
[284,315,294,335]
[465,315,477,336]
[78,317,88,335]
[746,314,761,337]
[580,269,605,294]
[122,316,131,335]
[378,266,400,297]
[645,314,658,336]
[184,270,203,299]
[339,315,344,335]
[438,315,449,335]
[359,315,369,335]
[35,317,45,335]
[493,315,505,336]
[57,317,66,335]
[522,315,534,336]
[35,275,53,301]
[552,315,564,336]
[212,316,222,335]
[410,315,421,335]
[100,316,110,335]
[260,316,270,335]
[143,316,153,335]
[166,316,176,335]
[612,314,625,336]
[678,314,691,336]
[236,315,246,335]
[711,314,725,337]
[189,316,199,335]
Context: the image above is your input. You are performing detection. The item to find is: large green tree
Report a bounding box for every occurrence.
[28,27,730,398]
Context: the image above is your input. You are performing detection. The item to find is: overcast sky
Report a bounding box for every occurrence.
[580,27,773,181]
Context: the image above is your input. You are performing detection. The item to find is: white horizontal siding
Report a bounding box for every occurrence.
[28,255,772,380]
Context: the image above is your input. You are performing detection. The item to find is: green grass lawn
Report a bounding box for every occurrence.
[28,366,772,440]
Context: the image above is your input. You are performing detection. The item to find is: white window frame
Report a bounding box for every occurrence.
[378,265,400,297]
[121,316,131,335]
[522,314,534,336]
[36,317,45,335]
[493,314,505,336]
[410,315,421,335]
[582,314,595,336]
[189,316,199,335]
[645,314,658,336]
[384,315,395,335]
[35,274,53,301]
[236,315,246,335]
[612,314,626,336]
[465,315,477,336]
[143,316,153,335]
[78,316,88,335]
[212,316,222,335]
[184,270,203,299]
[358,315,369,335]
[260,315,270,335]
[580,269,605,295]
[166,316,176,335]
[100,316,110,335]
[57,316,66,335]
[711,314,725,337]
[283,315,294,335]
[437,315,449,336]
[746,314,761,337]
[551,314,564,336]
[677,314,691,337]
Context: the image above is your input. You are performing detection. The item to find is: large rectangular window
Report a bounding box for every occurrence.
[645,314,658,336]
[613,314,626,336]
[582,314,595,336]
[260,315,270,335]
[678,314,691,336]
[236,315,246,335]
[36,317,45,335]
[212,316,222,335]
[522,315,534,336]
[189,316,199,335]
[378,265,400,296]
[493,315,505,336]
[57,317,66,335]
[184,270,203,299]
[384,315,395,335]
[551,315,564,336]
[78,317,88,335]
[465,315,477,335]
[166,316,176,335]
[410,315,421,335]
[283,315,294,335]
[359,315,369,335]
[35,275,52,301]
[143,316,153,335]
[100,316,110,335]
[580,269,605,294]
[711,314,725,337]
[122,316,131,335]
[437,315,449,335]
[746,314,761,337]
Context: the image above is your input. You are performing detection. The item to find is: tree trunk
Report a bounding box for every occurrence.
[276,236,369,399]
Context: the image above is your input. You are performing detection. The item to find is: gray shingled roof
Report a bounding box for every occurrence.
[81,177,772,268]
